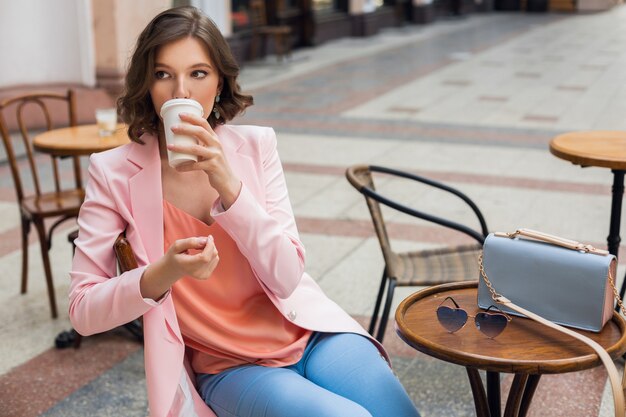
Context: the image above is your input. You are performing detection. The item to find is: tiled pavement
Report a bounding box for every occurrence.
[2,8,626,417]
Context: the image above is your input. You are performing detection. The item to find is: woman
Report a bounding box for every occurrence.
[69,6,420,417]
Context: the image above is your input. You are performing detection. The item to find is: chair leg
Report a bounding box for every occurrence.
[73,330,83,349]
[368,269,388,335]
[275,34,283,61]
[250,34,260,60]
[123,319,144,343]
[375,279,397,343]
[20,216,30,294]
[68,229,78,256]
[286,37,292,59]
[33,219,58,319]
[54,328,82,349]
[261,35,267,59]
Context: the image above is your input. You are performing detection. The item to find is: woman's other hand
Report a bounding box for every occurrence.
[140,235,219,301]
[166,113,241,209]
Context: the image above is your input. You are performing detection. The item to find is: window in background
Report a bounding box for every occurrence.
[312,0,334,10]
[365,0,384,10]
[231,0,251,32]
[313,0,351,12]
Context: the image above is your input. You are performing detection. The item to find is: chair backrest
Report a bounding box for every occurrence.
[346,164,489,276]
[346,165,396,270]
[0,90,81,203]
[114,234,138,273]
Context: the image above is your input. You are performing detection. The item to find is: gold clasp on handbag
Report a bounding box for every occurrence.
[577,244,609,256]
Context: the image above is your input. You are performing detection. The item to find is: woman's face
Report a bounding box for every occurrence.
[150,36,221,122]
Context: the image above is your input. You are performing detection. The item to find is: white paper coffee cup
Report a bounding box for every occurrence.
[160,98,204,167]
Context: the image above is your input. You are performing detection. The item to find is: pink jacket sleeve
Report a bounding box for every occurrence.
[211,127,306,299]
[69,154,159,336]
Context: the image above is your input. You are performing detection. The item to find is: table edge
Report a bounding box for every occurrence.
[395,281,626,374]
[549,134,626,170]
[33,124,129,156]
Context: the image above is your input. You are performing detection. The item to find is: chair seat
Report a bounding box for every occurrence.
[22,188,85,218]
[392,244,482,286]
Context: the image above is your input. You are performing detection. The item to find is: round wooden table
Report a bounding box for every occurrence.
[33,123,129,156]
[395,281,626,417]
[549,131,626,299]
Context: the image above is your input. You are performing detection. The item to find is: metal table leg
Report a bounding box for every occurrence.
[466,369,541,417]
[609,170,626,303]
[467,367,490,417]
[487,371,501,417]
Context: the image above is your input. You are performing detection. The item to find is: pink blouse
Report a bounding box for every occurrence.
[163,200,311,374]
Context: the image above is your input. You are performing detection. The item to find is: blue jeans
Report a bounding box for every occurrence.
[196,332,421,417]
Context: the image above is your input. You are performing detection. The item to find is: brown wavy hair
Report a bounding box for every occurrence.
[117,6,253,143]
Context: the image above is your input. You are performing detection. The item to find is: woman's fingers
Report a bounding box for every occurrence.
[174,113,218,147]
[178,112,211,130]
[171,236,208,254]
[170,236,219,281]
[167,122,222,163]
[167,141,218,158]
[201,235,218,258]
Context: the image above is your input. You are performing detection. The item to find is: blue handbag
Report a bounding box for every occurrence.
[477,229,618,332]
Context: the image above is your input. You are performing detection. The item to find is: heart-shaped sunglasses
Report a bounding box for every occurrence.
[436,296,512,339]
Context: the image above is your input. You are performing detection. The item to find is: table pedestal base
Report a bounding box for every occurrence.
[610,170,626,305]
[467,368,541,417]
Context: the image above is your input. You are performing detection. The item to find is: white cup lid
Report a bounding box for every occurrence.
[159,98,204,118]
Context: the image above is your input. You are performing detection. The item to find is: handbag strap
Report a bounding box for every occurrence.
[479,251,626,417]
[497,296,625,417]
[496,228,610,255]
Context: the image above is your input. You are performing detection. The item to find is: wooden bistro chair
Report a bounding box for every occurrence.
[346,165,489,342]
[249,0,292,62]
[0,91,84,319]
[68,234,143,349]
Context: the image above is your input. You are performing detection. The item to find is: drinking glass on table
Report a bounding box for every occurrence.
[95,108,118,137]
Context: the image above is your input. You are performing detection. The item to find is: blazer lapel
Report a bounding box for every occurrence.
[127,136,164,264]
[126,135,185,345]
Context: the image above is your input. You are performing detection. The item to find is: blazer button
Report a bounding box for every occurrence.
[287,310,297,321]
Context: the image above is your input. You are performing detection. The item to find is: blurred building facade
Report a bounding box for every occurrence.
[0,0,621,98]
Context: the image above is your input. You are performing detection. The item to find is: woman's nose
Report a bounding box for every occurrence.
[173,77,189,99]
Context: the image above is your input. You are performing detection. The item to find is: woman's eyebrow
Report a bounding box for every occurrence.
[154,63,213,70]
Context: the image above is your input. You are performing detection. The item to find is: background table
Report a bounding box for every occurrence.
[395,281,626,417]
[33,123,129,156]
[549,131,626,300]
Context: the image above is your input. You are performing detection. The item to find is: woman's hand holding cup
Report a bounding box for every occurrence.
[166,112,241,209]
[160,98,205,167]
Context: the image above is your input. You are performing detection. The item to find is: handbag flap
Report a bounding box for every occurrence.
[477,233,615,332]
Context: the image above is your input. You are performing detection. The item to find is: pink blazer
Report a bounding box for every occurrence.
[69,125,386,417]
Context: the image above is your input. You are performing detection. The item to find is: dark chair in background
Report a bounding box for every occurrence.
[346,165,489,342]
[0,90,84,318]
[65,233,143,349]
[249,0,292,62]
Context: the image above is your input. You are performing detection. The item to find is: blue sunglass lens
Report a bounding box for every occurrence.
[437,306,468,333]
[475,313,508,338]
